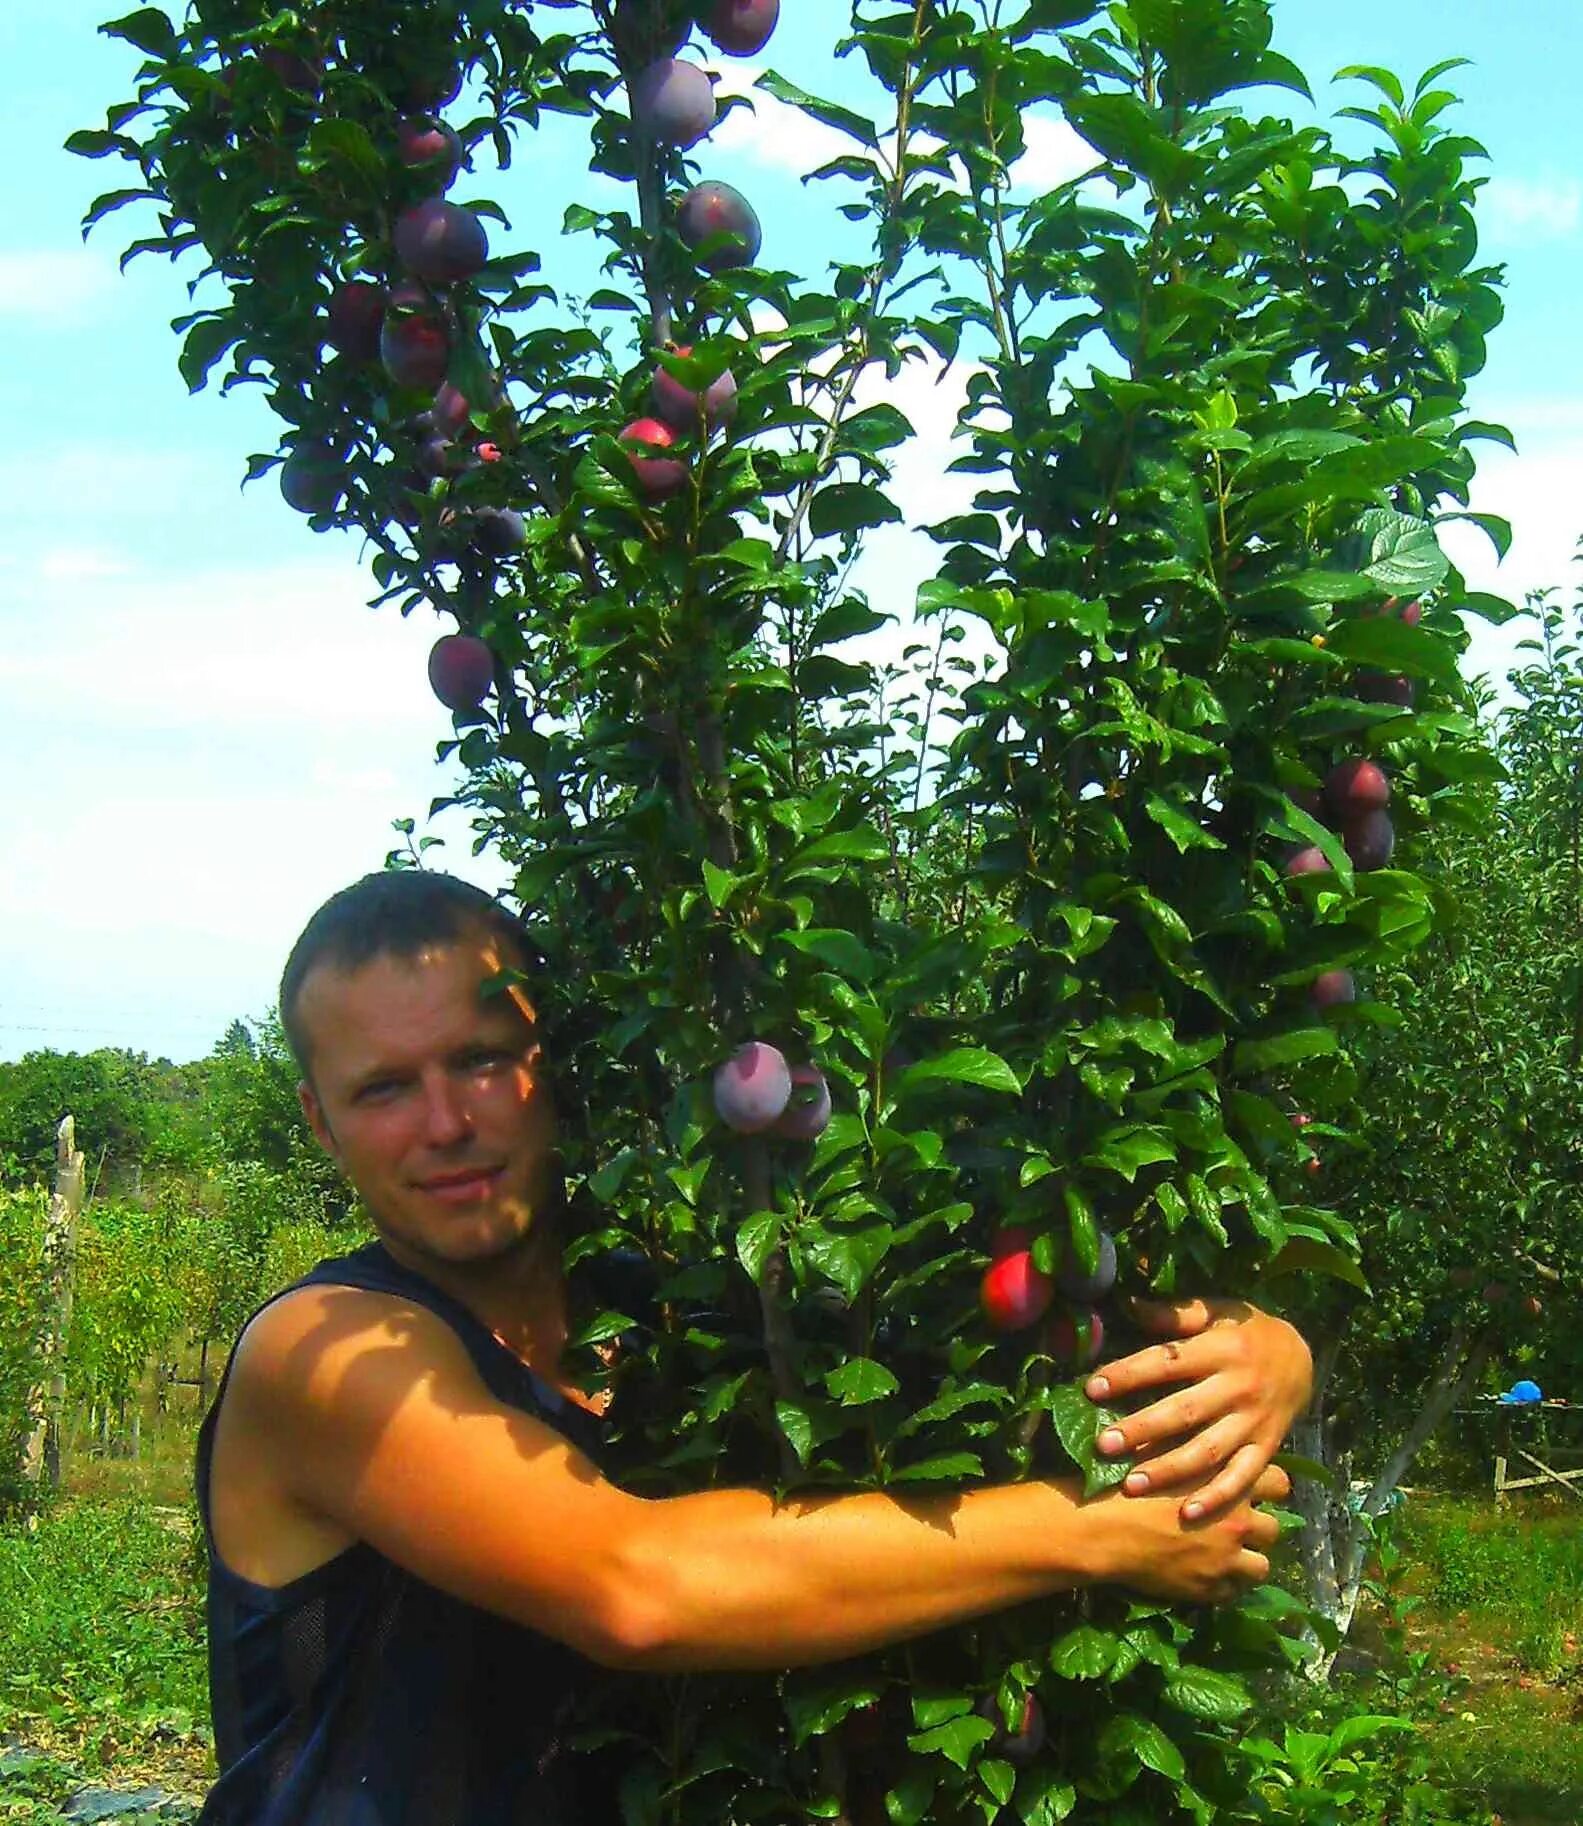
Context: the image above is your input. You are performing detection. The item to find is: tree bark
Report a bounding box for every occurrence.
[1298,1318,1495,1681]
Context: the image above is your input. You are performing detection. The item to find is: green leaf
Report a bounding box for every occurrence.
[782,928,876,982]
[906,1715,996,1770]
[789,826,891,870]
[894,1049,1022,1096]
[809,483,903,537]
[755,71,878,148]
[1355,507,1450,594]
[178,316,241,393]
[1436,509,1513,560]
[980,1759,1016,1807]
[1050,1624,1120,1680]
[782,1671,883,1747]
[65,129,133,160]
[304,118,384,187]
[736,1210,781,1284]
[702,860,737,909]
[1327,1713,1416,1756]
[826,1357,900,1405]
[1265,1236,1370,1293]
[1046,1382,1128,1496]
[883,1769,934,1826]
[801,1221,894,1300]
[891,1452,986,1483]
[1083,1125,1176,1182]
[1014,1765,1077,1825]
[1162,1667,1253,1721]
[1097,1712,1186,1781]
[100,7,177,55]
[1275,1452,1342,1489]
[775,1400,815,1468]
[840,404,914,452]
[1324,615,1459,684]
[1144,792,1224,854]
[1232,1029,1340,1075]
[911,1692,973,1730]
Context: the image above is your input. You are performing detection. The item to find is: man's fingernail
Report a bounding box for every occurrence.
[1183,1501,1203,1520]
[1125,1471,1149,1494]
[1086,1376,1111,1399]
[1099,1428,1125,1455]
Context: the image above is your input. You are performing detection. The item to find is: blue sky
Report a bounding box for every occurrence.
[4,1,1581,1065]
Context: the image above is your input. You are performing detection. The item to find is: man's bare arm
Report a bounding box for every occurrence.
[232,1285,1285,1674]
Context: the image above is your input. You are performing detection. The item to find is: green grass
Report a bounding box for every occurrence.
[0,1496,208,1749]
[1383,1495,1583,1825]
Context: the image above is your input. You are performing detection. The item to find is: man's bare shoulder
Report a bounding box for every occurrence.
[227,1277,500,1460]
[215,1279,645,1659]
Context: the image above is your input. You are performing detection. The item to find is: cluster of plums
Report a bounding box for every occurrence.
[613,0,767,500]
[286,6,773,712]
[712,1041,832,1141]
[1277,597,1425,1011]
[979,1224,1118,1371]
[284,109,510,590]
[617,0,780,148]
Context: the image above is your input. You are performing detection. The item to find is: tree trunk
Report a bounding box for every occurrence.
[19,1116,87,1493]
[1298,1319,1495,1682]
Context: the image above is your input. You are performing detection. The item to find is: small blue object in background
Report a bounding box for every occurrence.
[1509,1379,1543,1404]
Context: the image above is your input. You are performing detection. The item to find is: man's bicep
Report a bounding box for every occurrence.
[232,1287,648,1665]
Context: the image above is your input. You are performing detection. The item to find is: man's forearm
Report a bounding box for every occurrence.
[613,1477,1104,1673]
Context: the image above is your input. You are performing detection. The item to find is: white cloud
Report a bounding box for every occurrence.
[1480,175,1582,242]
[1009,112,1097,194]
[0,553,457,734]
[0,248,121,323]
[710,62,862,175]
[1441,435,1583,700]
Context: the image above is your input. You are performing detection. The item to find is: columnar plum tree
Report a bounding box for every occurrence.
[80,0,1510,1818]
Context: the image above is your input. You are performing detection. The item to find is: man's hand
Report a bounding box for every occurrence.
[1093,1460,1292,1605]
[1083,1296,1313,1522]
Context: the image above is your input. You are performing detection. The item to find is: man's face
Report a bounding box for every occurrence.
[295,928,556,1269]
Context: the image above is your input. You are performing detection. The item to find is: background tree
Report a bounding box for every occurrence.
[1289,580,1583,1662]
[0,1049,166,1191]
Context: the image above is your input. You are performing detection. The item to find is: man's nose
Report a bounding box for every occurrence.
[418,1073,473,1144]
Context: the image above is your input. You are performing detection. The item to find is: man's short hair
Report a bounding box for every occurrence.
[280,871,535,1078]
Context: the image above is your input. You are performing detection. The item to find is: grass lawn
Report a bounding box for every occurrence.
[1387,1494,1583,1825]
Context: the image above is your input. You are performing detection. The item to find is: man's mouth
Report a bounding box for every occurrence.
[418,1166,505,1202]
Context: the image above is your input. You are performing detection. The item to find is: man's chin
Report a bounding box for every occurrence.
[387,1190,540,1265]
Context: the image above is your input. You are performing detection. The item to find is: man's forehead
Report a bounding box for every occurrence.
[298,934,536,1026]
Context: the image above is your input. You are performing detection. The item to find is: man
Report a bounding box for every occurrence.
[195,870,1310,1824]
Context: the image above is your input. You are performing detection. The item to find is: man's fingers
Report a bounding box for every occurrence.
[1253,1463,1293,1504]
[1237,1548,1272,1587]
[1087,1336,1215,1404]
[1095,1373,1234,1456]
[1176,1449,1291,1524]
[1120,1416,1245,1497]
[1125,1295,1216,1338]
[1243,1507,1282,1553]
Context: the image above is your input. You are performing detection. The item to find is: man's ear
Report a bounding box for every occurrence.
[298,1079,343,1167]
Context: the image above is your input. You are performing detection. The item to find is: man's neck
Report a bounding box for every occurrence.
[376,1218,569,1381]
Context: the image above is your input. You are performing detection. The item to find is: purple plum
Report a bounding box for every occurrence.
[632,58,716,148]
[713,1041,792,1133]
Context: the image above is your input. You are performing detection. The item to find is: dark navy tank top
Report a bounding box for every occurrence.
[193,1239,628,1825]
